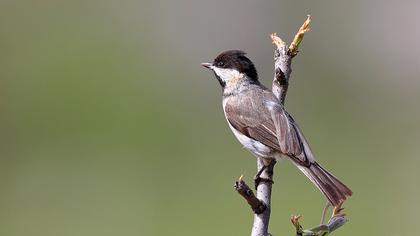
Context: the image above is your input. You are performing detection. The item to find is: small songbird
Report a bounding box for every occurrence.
[201,50,352,206]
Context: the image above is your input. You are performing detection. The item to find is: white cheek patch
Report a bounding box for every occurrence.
[212,67,242,82]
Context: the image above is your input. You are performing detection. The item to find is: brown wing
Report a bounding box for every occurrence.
[225,95,313,167]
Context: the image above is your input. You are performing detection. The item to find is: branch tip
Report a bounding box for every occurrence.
[288,15,312,56]
[291,215,304,234]
[290,214,302,225]
[270,32,286,48]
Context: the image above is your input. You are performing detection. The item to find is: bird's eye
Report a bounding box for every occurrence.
[217,62,224,67]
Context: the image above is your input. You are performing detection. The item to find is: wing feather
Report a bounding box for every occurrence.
[225,95,313,167]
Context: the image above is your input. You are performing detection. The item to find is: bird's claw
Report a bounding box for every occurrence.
[253,175,274,190]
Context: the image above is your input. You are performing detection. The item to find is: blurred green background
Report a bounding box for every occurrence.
[1,0,420,235]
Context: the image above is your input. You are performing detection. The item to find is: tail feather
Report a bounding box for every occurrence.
[296,162,352,206]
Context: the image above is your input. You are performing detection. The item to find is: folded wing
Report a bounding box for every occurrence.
[224,96,314,167]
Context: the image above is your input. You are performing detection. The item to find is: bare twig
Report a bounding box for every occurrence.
[251,159,275,236]
[271,32,291,104]
[234,175,267,214]
[234,160,275,236]
[289,15,312,57]
[291,202,348,236]
[271,15,311,104]
[320,202,331,224]
[235,15,349,236]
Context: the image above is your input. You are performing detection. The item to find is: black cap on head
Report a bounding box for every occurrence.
[213,50,258,80]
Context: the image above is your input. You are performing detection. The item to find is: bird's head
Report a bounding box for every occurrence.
[201,50,258,89]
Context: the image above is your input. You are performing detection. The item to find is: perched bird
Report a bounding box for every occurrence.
[201,50,352,206]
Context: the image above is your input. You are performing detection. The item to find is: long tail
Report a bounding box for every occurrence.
[296,161,353,206]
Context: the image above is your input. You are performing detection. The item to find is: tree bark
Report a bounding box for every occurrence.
[251,158,274,236]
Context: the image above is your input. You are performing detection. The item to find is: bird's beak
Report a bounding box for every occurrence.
[201,62,213,69]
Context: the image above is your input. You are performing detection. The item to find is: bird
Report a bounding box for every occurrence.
[201,50,352,207]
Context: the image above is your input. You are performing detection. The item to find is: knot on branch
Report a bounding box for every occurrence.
[270,15,311,104]
[234,175,267,214]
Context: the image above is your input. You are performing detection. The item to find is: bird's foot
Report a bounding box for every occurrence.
[253,175,274,190]
[253,160,276,189]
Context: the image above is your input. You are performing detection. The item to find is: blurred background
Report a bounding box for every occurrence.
[1,0,419,235]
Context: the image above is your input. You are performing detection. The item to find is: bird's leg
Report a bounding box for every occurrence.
[253,165,267,189]
[253,159,276,189]
[320,201,331,224]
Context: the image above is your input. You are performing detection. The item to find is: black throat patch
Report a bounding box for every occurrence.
[213,72,226,88]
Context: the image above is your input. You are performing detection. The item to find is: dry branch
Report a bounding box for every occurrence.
[291,202,347,236]
[234,15,349,236]
[234,175,267,214]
